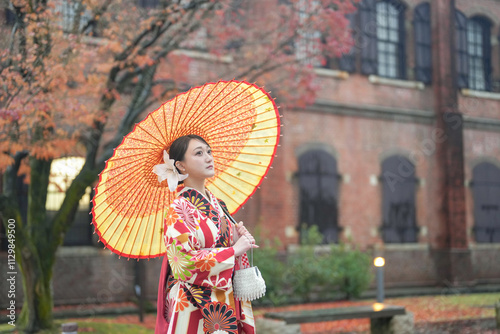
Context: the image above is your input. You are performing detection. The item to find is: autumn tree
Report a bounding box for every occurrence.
[0,0,355,332]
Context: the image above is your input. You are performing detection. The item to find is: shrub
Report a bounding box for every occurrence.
[252,236,287,306]
[254,225,373,305]
[328,245,373,299]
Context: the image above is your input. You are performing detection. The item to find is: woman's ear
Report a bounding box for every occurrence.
[175,162,185,173]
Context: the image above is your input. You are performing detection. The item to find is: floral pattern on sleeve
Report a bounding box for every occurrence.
[164,193,235,290]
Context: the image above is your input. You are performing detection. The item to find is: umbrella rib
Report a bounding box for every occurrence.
[93,160,157,204]
[94,169,154,225]
[148,190,168,257]
[218,144,277,149]
[98,158,154,177]
[103,146,159,152]
[207,182,235,208]
[149,113,169,146]
[208,101,276,134]
[162,103,170,149]
[94,167,162,215]
[176,81,235,137]
[218,159,270,168]
[138,185,165,257]
[171,88,193,140]
[188,85,259,131]
[174,82,207,138]
[98,152,155,172]
[250,124,282,133]
[126,134,166,148]
[96,172,154,248]
[215,161,264,177]
[123,179,159,256]
[170,95,179,140]
[210,87,270,119]
[135,123,167,147]
[187,82,254,130]
[174,81,228,139]
[189,81,238,119]
[102,173,163,257]
[94,166,143,206]
[216,170,258,188]
[205,104,273,136]
[209,117,277,139]
[211,134,278,145]
[213,150,274,157]
[150,187,168,257]
[222,120,280,137]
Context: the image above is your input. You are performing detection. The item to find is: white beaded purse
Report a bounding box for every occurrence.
[233,243,266,301]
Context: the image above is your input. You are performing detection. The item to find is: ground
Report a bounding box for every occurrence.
[1,293,498,333]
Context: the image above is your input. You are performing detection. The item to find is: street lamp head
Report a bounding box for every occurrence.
[374,257,385,267]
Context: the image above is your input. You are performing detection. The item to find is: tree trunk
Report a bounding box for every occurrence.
[17,245,54,333]
[16,157,55,333]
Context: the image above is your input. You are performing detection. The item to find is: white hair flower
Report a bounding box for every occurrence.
[152,150,188,191]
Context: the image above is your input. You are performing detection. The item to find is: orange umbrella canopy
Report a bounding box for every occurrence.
[92,80,280,259]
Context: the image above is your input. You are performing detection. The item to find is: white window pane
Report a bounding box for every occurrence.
[389,29,398,42]
[389,15,398,29]
[378,27,388,39]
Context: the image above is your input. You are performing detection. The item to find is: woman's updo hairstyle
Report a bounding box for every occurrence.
[168,134,210,184]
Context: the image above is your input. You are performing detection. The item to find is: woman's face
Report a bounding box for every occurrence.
[177,139,215,181]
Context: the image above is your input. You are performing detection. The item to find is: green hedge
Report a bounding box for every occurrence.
[253,225,373,306]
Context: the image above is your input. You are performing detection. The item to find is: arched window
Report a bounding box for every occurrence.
[413,2,432,84]
[455,11,492,91]
[380,155,419,243]
[298,150,340,243]
[471,162,500,243]
[359,0,406,79]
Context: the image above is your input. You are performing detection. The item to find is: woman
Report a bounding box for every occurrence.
[155,134,258,334]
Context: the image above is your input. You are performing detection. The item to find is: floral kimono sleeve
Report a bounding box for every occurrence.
[164,206,235,290]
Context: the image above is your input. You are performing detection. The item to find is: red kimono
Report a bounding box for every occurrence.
[155,187,255,334]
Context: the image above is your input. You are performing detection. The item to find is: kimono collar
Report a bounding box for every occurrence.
[178,186,223,223]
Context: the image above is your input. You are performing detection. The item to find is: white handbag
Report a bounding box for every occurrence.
[233,243,266,301]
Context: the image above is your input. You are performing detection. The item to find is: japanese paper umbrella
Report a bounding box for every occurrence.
[92,80,280,259]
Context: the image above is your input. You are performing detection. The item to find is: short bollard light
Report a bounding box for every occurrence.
[61,322,78,334]
[374,257,385,304]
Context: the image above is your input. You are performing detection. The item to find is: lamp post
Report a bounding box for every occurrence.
[374,257,385,304]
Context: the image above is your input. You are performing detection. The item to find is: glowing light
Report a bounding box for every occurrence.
[374,257,385,267]
[373,303,384,311]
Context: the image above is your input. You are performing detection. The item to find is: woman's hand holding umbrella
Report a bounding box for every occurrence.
[233,222,258,257]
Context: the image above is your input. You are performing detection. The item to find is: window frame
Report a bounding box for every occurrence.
[471,162,500,243]
[467,17,492,91]
[358,0,407,79]
[413,2,432,84]
[380,155,419,243]
[297,150,341,244]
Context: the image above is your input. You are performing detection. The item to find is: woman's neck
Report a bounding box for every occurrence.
[183,179,207,197]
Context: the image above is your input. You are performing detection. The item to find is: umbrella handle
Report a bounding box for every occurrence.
[220,204,254,267]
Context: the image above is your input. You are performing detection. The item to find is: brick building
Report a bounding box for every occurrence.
[1,0,500,308]
[241,0,500,288]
